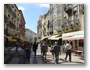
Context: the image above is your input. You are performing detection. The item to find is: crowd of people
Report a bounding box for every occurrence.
[5,38,72,64]
[38,40,72,64]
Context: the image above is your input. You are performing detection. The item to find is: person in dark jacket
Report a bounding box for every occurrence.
[41,41,48,60]
[33,41,38,57]
[53,41,60,64]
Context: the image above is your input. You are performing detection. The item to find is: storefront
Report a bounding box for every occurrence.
[62,30,84,51]
[48,35,62,46]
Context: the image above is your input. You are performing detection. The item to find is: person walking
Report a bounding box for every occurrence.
[50,44,54,59]
[41,41,48,61]
[33,41,38,57]
[64,41,72,62]
[25,46,30,62]
[53,42,60,64]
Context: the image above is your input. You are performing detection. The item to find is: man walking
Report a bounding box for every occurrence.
[64,41,72,62]
[33,41,38,57]
[53,42,60,64]
[41,41,48,60]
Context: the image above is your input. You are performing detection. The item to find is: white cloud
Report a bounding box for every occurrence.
[18,6,25,11]
[37,4,50,8]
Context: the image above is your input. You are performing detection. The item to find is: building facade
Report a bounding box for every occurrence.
[49,4,63,36]
[19,10,26,40]
[37,4,84,51]
[4,4,21,38]
[37,16,43,42]
[62,4,84,51]
[37,11,50,41]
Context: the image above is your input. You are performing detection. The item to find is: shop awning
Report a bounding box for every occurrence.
[48,37,62,40]
[62,30,84,40]
[62,37,73,40]
[62,30,84,37]
[62,34,84,40]
[48,35,62,40]
[71,35,84,40]
[41,36,49,40]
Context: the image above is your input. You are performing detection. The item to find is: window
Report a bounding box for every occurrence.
[8,14,10,19]
[12,6,14,8]
[15,9,16,12]
[12,18,13,21]
[8,14,10,17]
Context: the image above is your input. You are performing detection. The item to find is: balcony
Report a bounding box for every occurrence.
[64,4,72,15]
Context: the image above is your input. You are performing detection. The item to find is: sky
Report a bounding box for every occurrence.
[16,4,50,33]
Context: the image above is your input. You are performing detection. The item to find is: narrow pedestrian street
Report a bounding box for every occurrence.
[30,46,84,64]
[8,45,84,64]
[4,4,84,64]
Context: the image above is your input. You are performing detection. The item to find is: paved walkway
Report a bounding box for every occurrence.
[29,47,84,64]
[8,46,84,64]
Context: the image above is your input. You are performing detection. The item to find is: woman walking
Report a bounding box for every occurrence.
[50,44,54,59]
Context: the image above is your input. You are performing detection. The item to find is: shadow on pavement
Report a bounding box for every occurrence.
[59,58,84,64]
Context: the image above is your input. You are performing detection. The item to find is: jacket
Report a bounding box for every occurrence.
[54,45,60,56]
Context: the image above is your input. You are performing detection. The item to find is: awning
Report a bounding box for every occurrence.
[48,37,62,40]
[62,30,84,40]
[62,37,73,40]
[62,30,84,38]
[62,34,84,40]
[48,35,58,39]
[71,35,84,40]
[41,36,49,40]
[48,35,62,40]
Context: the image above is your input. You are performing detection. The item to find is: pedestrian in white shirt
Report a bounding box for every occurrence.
[64,41,72,62]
